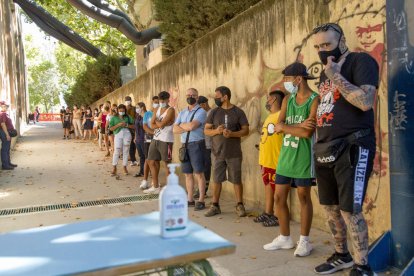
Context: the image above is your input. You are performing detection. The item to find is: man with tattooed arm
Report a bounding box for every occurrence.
[311,23,379,276]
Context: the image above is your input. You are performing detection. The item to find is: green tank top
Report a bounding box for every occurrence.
[276,92,318,179]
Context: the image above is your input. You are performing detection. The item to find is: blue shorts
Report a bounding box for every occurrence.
[181,140,206,174]
[275,174,316,187]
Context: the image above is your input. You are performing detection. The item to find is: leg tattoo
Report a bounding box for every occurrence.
[324,205,348,254]
[341,211,368,265]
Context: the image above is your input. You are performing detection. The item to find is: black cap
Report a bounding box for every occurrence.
[282,62,316,80]
[198,96,208,104]
[158,91,170,100]
[125,96,132,101]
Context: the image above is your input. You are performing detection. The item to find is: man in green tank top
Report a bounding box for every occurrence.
[263,62,319,257]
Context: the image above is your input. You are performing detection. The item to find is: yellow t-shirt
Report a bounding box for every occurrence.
[258,111,283,169]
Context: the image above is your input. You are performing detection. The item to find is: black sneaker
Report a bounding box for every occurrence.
[350,264,377,276]
[194,201,205,211]
[314,252,354,274]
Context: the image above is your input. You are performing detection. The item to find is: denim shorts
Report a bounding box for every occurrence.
[181,140,206,174]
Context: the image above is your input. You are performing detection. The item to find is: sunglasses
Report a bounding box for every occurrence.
[312,23,343,35]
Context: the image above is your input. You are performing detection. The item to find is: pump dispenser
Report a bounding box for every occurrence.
[159,164,188,238]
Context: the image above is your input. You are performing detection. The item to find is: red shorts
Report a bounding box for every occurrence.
[261,166,276,191]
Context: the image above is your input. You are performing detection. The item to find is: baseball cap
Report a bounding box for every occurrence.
[0,101,9,106]
[197,96,208,104]
[282,62,316,80]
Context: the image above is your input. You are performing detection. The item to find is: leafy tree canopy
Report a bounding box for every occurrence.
[34,0,136,58]
[28,60,61,113]
[63,56,122,108]
[153,0,261,55]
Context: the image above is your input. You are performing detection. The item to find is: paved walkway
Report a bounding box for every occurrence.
[0,122,375,275]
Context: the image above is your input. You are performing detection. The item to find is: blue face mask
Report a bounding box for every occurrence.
[283,81,298,94]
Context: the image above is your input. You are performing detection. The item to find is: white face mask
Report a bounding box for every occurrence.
[159,102,167,108]
[125,101,131,106]
[119,111,125,116]
[283,82,298,94]
[153,103,159,109]
[136,108,141,113]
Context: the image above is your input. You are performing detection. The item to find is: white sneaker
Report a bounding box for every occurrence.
[143,186,160,194]
[263,235,294,251]
[294,239,313,257]
[140,180,150,190]
[130,161,138,166]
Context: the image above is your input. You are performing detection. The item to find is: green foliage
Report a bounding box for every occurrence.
[153,0,261,55]
[35,0,136,58]
[55,42,88,91]
[64,56,122,108]
[28,61,61,113]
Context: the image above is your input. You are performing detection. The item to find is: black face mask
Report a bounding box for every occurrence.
[186,97,197,105]
[318,33,345,65]
[214,98,223,107]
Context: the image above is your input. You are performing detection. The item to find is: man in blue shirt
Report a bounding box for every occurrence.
[173,88,207,211]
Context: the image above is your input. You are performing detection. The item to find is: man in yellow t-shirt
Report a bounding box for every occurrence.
[255,90,285,227]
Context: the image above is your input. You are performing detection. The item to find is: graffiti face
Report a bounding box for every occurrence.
[356,24,383,52]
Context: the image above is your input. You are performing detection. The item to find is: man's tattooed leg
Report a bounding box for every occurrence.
[324,205,348,253]
[341,211,369,265]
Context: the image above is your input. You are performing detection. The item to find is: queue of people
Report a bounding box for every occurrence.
[51,22,376,276]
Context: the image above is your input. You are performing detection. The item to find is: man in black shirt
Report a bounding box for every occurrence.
[204,86,249,217]
[310,23,379,276]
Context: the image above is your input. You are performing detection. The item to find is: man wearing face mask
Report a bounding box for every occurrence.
[204,86,249,217]
[146,91,175,194]
[263,62,318,257]
[173,88,207,211]
[255,90,285,227]
[311,23,379,276]
[125,96,137,166]
[139,96,159,189]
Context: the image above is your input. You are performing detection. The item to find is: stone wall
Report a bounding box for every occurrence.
[94,0,390,241]
[0,0,28,135]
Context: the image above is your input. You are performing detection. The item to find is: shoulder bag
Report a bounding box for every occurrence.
[179,107,201,162]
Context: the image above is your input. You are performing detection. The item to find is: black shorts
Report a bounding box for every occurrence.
[315,145,374,214]
[100,127,106,134]
[63,121,71,129]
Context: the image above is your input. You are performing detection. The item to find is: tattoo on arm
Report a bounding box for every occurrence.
[332,73,376,111]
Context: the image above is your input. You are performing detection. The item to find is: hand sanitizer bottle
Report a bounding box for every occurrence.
[160,163,188,238]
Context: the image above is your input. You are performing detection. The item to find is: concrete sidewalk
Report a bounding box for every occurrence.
[0,122,385,275]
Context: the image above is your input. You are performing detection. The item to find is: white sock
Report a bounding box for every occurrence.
[300,235,309,242]
[279,235,291,241]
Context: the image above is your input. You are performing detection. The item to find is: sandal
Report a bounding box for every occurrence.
[254,212,271,223]
[262,215,279,227]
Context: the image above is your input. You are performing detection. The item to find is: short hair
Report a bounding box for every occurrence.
[198,96,208,104]
[158,91,170,100]
[187,88,198,96]
[215,86,231,100]
[117,104,126,111]
[104,106,110,111]
[269,90,285,107]
[99,104,103,109]
[312,23,343,39]
[152,96,159,101]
